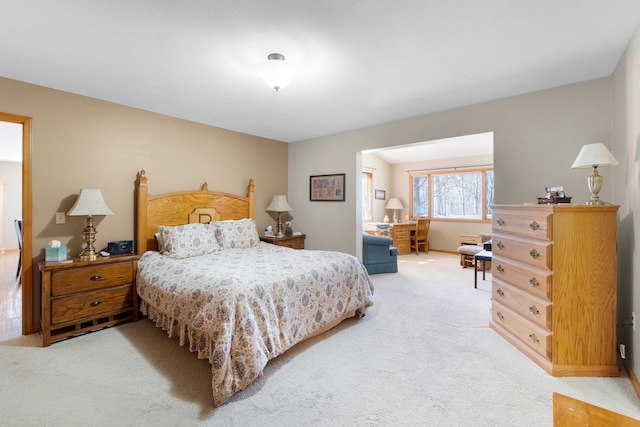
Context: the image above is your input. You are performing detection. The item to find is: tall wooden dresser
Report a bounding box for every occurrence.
[489,204,619,377]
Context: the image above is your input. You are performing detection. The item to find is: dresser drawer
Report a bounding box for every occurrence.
[492,301,551,360]
[392,227,409,238]
[493,280,552,330]
[52,262,134,296]
[51,285,134,325]
[492,209,552,241]
[492,233,552,270]
[492,255,552,300]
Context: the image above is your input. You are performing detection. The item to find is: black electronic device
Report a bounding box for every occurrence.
[107,240,134,255]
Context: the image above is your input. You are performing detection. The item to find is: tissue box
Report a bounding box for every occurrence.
[45,246,67,262]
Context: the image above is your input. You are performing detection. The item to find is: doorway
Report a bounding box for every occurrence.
[0,112,33,336]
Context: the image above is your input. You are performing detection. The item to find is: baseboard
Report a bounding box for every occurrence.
[624,360,640,400]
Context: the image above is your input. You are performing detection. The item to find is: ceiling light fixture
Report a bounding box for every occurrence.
[258,53,296,92]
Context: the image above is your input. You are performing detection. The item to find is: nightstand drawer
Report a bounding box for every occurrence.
[52,262,134,296]
[51,285,134,325]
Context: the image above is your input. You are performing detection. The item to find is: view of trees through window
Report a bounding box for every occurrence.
[411,168,493,220]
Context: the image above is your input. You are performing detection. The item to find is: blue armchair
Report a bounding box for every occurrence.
[362,233,398,274]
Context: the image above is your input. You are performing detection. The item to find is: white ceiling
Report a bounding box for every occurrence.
[370,132,494,164]
[1,1,639,146]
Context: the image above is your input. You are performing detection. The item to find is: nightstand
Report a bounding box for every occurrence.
[260,234,305,249]
[38,253,139,346]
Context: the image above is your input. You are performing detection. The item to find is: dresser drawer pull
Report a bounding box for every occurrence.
[496,241,504,250]
[529,277,540,287]
[496,288,504,297]
[496,265,504,273]
[90,275,102,281]
[496,218,505,226]
[529,305,540,315]
[528,333,539,344]
[529,249,539,259]
[90,300,101,307]
[529,220,539,231]
[496,311,504,320]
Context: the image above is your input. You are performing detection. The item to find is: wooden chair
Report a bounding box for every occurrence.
[410,218,430,254]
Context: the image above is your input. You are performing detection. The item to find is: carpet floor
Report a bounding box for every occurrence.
[1,251,639,426]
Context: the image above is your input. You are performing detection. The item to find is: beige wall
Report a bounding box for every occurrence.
[361,152,392,224]
[0,76,288,324]
[612,23,640,370]
[290,77,612,258]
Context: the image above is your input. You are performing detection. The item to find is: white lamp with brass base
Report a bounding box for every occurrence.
[571,143,619,205]
[67,189,114,260]
[266,195,293,238]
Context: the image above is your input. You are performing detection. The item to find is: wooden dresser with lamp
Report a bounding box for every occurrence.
[489,204,619,377]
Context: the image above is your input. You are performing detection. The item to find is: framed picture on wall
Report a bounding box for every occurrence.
[375,189,385,200]
[310,173,346,201]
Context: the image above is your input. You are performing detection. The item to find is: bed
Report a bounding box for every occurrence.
[134,170,374,406]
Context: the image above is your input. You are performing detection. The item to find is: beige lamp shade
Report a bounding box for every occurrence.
[571,143,619,169]
[67,189,114,216]
[266,195,293,212]
[385,198,404,210]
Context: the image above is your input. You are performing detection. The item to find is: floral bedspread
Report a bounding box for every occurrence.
[136,243,374,406]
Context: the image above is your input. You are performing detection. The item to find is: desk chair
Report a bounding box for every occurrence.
[410,218,430,254]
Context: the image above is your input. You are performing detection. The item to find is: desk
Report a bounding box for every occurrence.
[474,250,492,289]
[367,222,415,255]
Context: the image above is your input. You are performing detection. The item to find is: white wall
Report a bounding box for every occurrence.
[362,152,391,224]
[0,161,21,249]
[289,78,612,257]
[612,23,640,369]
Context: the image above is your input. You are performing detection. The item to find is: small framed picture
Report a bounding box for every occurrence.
[310,173,346,201]
[375,189,386,200]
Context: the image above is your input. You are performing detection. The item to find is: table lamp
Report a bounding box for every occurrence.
[266,195,292,238]
[385,198,404,223]
[571,143,619,205]
[67,188,114,260]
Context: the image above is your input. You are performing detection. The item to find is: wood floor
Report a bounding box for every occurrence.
[0,251,22,341]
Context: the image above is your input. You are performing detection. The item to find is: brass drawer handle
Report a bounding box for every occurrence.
[496,288,504,297]
[496,311,504,320]
[529,305,540,315]
[529,333,539,344]
[90,300,101,307]
[496,241,504,250]
[496,265,504,273]
[496,218,505,226]
[529,277,540,287]
[529,221,539,231]
[90,275,102,281]
[529,249,539,259]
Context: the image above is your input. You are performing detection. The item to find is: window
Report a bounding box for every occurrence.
[362,171,373,221]
[410,168,493,221]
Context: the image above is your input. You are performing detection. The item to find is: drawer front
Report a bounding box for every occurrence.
[52,262,134,296]
[492,301,551,360]
[51,285,133,325]
[492,209,552,241]
[278,239,304,249]
[492,233,552,270]
[492,280,552,330]
[392,227,409,238]
[394,241,411,255]
[492,255,552,300]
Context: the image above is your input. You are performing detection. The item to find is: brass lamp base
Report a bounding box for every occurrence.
[275,212,284,238]
[79,216,98,261]
[586,166,606,205]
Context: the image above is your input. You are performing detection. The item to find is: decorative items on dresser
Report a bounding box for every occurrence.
[490,204,619,377]
[260,234,305,249]
[38,254,139,346]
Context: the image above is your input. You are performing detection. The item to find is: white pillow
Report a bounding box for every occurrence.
[215,219,260,249]
[159,223,220,259]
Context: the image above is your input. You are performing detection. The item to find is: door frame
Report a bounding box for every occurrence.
[0,112,33,334]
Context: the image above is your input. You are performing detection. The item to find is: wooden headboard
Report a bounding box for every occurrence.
[135,169,255,254]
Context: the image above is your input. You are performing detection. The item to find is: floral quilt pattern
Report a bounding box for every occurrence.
[137,242,374,406]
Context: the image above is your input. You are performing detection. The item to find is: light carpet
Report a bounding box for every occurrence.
[2,252,639,426]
